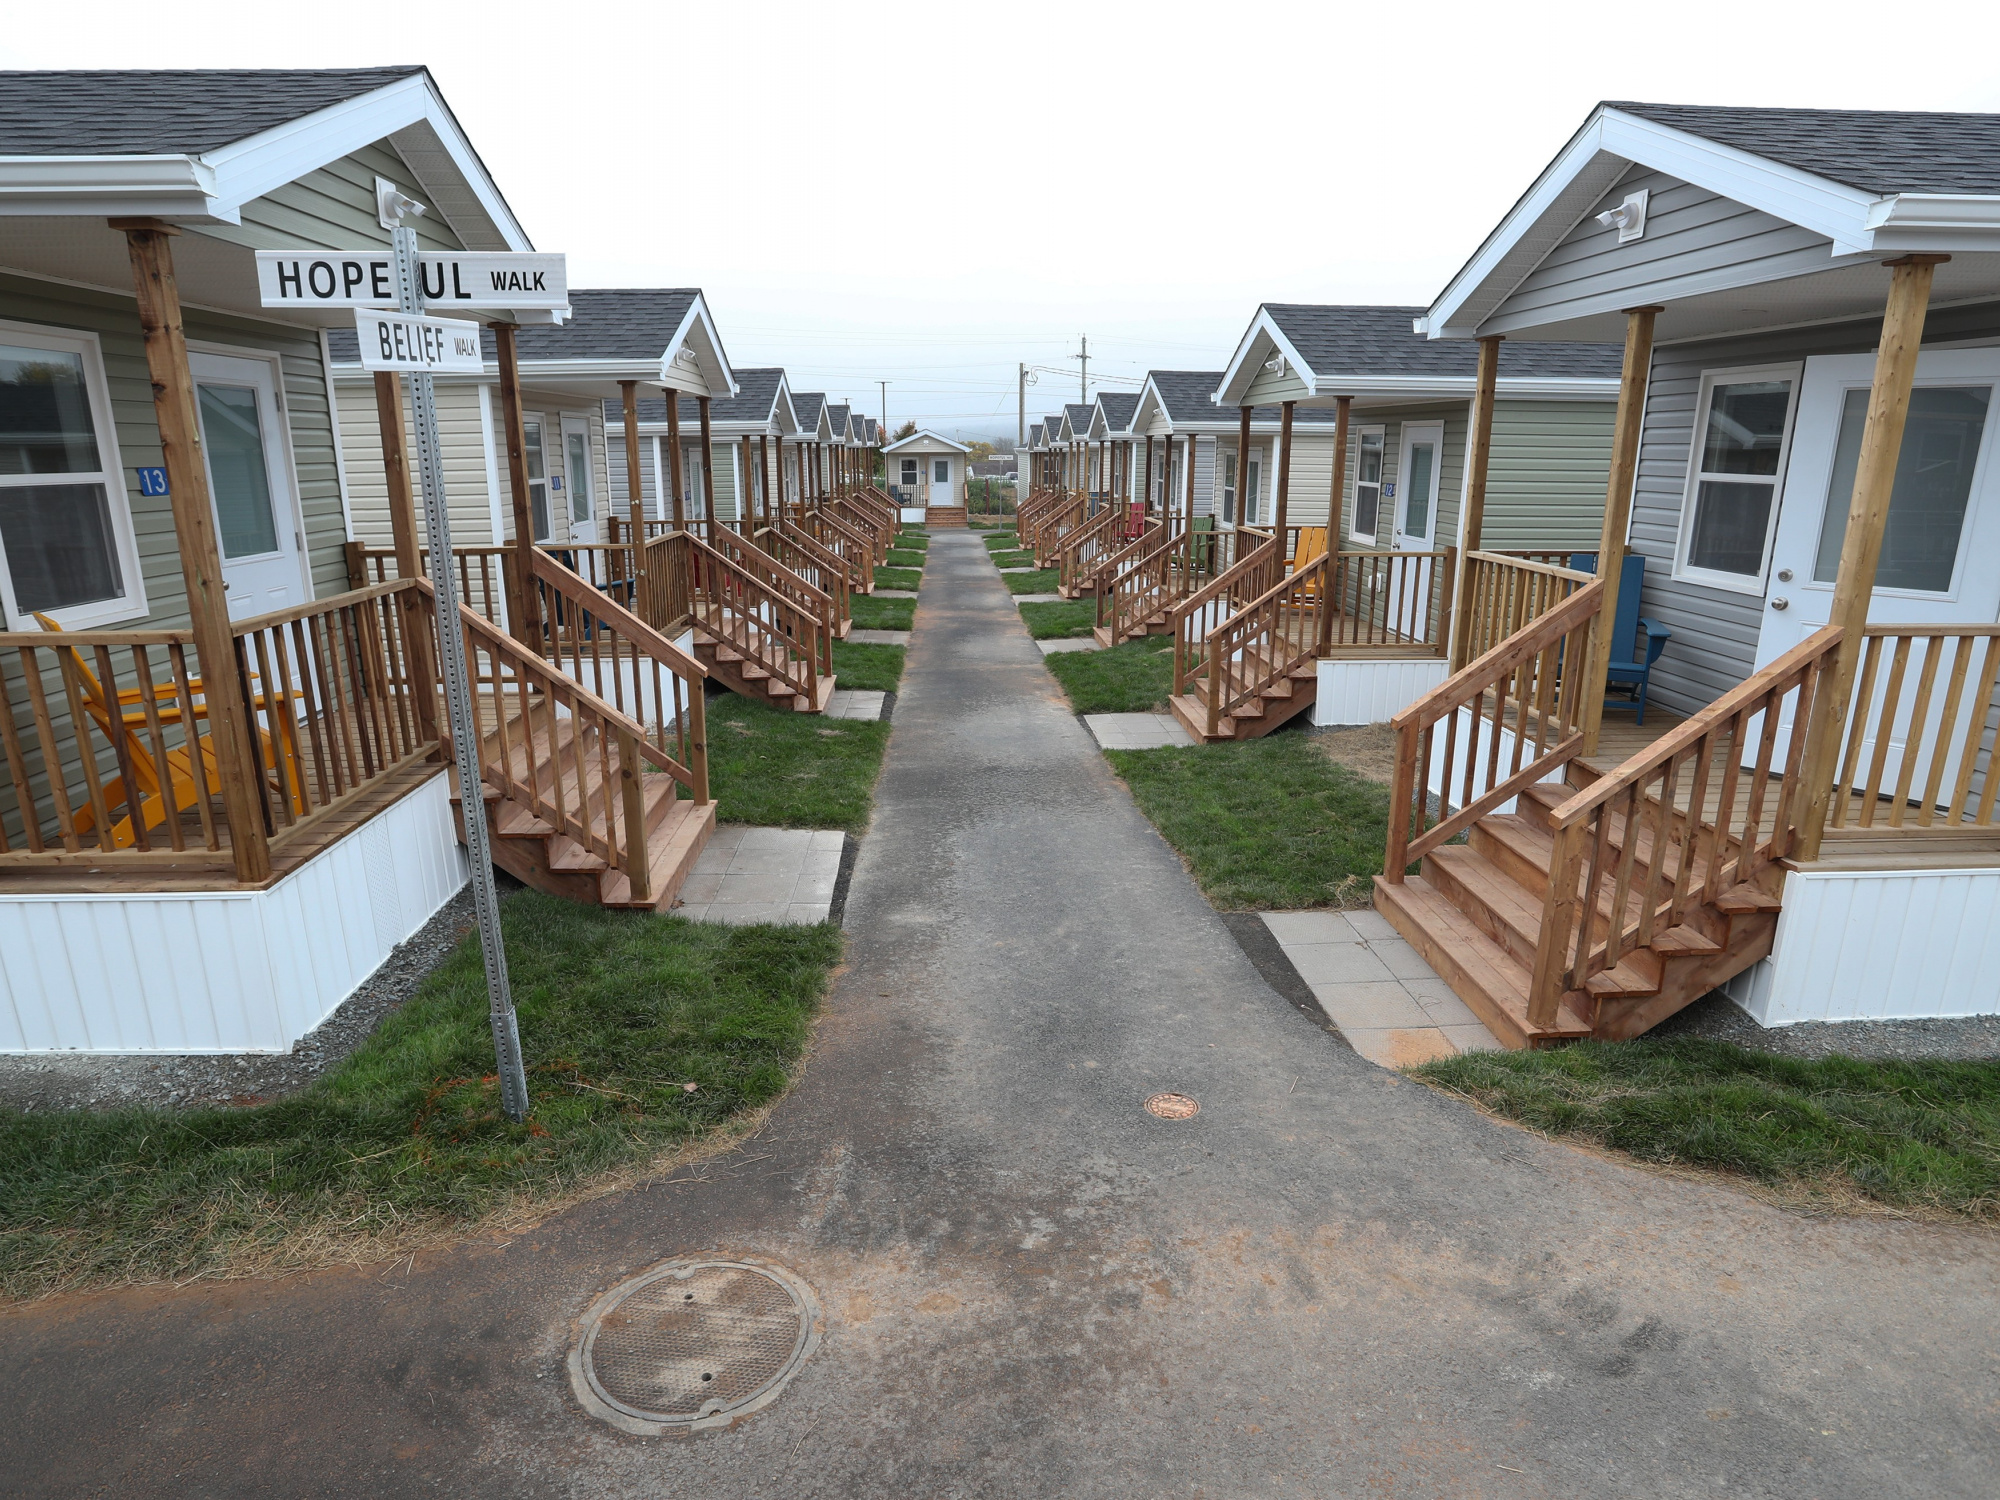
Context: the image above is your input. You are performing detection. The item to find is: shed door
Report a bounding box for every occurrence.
[930,457,953,506]
[190,351,307,620]
[1753,349,2000,790]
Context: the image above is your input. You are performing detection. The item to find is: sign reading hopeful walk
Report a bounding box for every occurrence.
[255,250,568,313]
[353,309,486,374]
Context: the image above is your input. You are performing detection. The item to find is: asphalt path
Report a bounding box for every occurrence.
[2,530,1995,1498]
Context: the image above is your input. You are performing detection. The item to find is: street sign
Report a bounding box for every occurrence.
[255,250,568,312]
[353,309,486,374]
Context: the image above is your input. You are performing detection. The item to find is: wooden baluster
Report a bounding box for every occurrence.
[1888,634,1947,826]
[1738,687,1787,881]
[1917,634,1977,826]
[1951,636,2000,823]
[1858,635,1912,825]
[1831,634,1885,828]
[85,643,147,850]
[54,646,117,847]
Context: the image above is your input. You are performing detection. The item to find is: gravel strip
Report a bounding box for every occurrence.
[0,881,491,1114]
[1655,990,2000,1060]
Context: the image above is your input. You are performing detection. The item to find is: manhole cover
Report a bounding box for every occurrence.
[569,1258,822,1435]
[1144,1091,1200,1120]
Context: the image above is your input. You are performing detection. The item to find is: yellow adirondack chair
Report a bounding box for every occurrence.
[33,615,307,848]
[1290,526,1329,602]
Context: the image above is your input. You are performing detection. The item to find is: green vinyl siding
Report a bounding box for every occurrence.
[1332,404,1467,548]
[1484,399,1615,551]
[214,139,464,254]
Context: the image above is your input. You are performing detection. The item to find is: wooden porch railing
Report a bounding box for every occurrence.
[1014,485,1071,546]
[348,541,514,625]
[757,524,852,628]
[1382,577,1606,887]
[1098,525,1224,646]
[1181,551,1334,740]
[1170,529,1281,697]
[1054,504,1124,592]
[1326,550,1455,655]
[1828,625,2000,832]
[827,496,891,562]
[1028,492,1088,567]
[1525,626,1841,1026]
[678,531,836,704]
[1454,550,1597,667]
[794,509,873,593]
[1080,518,1167,600]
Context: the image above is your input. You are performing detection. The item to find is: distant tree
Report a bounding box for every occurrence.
[964,440,996,463]
[892,420,918,441]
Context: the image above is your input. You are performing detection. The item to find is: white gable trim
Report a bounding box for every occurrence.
[883,428,971,454]
[1216,308,1315,403]
[659,294,737,397]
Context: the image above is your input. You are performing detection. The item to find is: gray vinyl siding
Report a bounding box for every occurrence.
[218,139,464,253]
[0,270,345,630]
[604,428,663,519]
[1331,404,1467,549]
[1487,168,1849,338]
[1631,299,2000,716]
[1483,399,1615,551]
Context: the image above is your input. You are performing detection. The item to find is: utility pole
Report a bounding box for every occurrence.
[878,379,888,440]
[1070,335,1090,403]
[1018,363,1027,448]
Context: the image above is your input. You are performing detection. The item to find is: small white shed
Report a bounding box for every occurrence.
[883,429,971,523]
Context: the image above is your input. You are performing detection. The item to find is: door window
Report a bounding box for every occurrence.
[197,383,280,558]
[1402,439,1436,540]
[1245,456,1262,524]
[1678,371,1797,585]
[1812,384,1991,592]
[1353,430,1385,541]
[524,420,550,540]
[566,428,593,523]
[0,331,138,627]
[1221,454,1237,522]
[933,459,950,483]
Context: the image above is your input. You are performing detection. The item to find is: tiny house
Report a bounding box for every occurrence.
[883,429,971,523]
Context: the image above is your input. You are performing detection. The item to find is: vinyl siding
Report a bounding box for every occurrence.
[604,428,663,519]
[335,377,496,545]
[1630,300,2000,716]
[1330,405,1466,549]
[1484,399,1615,550]
[219,139,464,253]
[1487,168,1847,338]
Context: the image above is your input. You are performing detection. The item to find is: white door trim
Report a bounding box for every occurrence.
[186,343,311,618]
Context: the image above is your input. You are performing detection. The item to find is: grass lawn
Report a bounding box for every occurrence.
[1005,569,1061,595]
[1018,599,1098,639]
[705,691,890,830]
[884,549,926,569]
[0,895,843,1297]
[850,594,915,631]
[1045,634,1176,713]
[830,640,905,692]
[1413,1040,2000,1219]
[875,566,922,591]
[1104,732,1394,909]
[984,532,1020,549]
[990,550,1038,570]
[895,531,930,549]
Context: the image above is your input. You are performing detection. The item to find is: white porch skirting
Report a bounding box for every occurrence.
[1314,656,1449,726]
[900,506,925,524]
[0,770,468,1054]
[1723,865,2000,1025]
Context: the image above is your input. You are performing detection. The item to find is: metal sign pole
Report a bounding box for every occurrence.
[391,220,530,1122]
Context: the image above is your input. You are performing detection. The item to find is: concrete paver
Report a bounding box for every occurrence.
[675,824,843,924]
[824,689,886,721]
[2,532,1994,1500]
[846,628,910,646]
[1036,637,1098,654]
[1083,711,1195,749]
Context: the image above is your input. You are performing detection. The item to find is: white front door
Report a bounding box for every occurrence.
[189,351,306,621]
[929,457,953,507]
[1753,349,2000,784]
[1388,422,1444,641]
[561,415,595,543]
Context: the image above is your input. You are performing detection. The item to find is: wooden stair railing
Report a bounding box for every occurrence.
[1054,504,1124,594]
[1323,549,1456,655]
[1172,550,1332,742]
[795,509,873,594]
[1455,551,1596,667]
[1014,486,1062,544]
[1525,627,1841,1028]
[826,496,891,562]
[757,523,853,633]
[1169,531,1281,699]
[1028,492,1088,567]
[675,530,837,712]
[1084,519,1167,599]
[1098,526,1213,647]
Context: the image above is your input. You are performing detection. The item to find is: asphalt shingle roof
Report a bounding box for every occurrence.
[328,288,704,367]
[1096,392,1140,431]
[825,404,851,438]
[1063,403,1094,433]
[1609,100,2000,197]
[0,67,427,155]
[793,392,826,429]
[607,368,783,428]
[1263,305,1623,380]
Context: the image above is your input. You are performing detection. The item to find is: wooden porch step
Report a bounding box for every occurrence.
[1372,874,1594,1048]
[598,796,717,909]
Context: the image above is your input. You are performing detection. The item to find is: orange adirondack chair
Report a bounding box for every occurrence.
[1290,526,1329,602]
[34,615,306,848]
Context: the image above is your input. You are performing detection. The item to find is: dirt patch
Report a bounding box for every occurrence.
[1306,723,1399,785]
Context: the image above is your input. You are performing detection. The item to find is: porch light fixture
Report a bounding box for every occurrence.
[1264,353,1286,375]
[375,176,426,230]
[1596,188,1649,244]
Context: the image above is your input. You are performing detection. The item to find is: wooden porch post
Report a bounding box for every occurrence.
[1795,255,1949,861]
[492,324,538,649]
[759,434,772,526]
[1319,395,1352,658]
[665,391,686,530]
[372,369,441,740]
[698,394,717,534]
[1448,335,1503,669]
[1185,434,1197,532]
[1143,435,1155,519]
[1274,399,1295,549]
[1578,307,1661,756]
[115,220,270,883]
[620,378,645,560]
[1236,405,1253,527]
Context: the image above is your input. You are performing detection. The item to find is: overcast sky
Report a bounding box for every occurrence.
[11,1,2000,440]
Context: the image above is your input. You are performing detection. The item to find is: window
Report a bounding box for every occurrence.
[1676,367,1798,589]
[0,324,141,629]
[1245,456,1262,524]
[566,428,593,523]
[1221,454,1237,523]
[1402,438,1436,541]
[1352,429,1385,542]
[933,459,950,483]
[197,382,278,558]
[901,458,918,485]
[524,420,550,540]
[1813,384,1990,592]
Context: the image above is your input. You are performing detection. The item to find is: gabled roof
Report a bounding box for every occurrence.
[1094,391,1141,435]
[1216,304,1620,405]
[1141,371,1229,424]
[1063,402,1095,436]
[826,403,851,441]
[609,367,792,432]
[1134,369,1345,434]
[883,428,971,454]
[1025,421,1045,447]
[792,392,826,431]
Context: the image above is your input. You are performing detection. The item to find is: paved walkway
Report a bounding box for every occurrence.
[2,531,1994,1498]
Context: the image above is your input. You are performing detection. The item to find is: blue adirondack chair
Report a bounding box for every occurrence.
[1570,552,1671,724]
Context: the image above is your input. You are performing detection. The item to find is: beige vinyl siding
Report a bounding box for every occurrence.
[1272,430,1340,530]
[604,427,663,519]
[335,378,495,545]
[219,140,464,254]
[1483,399,1615,551]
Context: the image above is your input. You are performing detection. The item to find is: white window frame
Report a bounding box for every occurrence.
[1349,425,1387,546]
[0,319,146,630]
[1671,362,1803,596]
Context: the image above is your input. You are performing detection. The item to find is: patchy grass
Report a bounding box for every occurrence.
[884,549,926,570]
[1019,599,1099,639]
[983,532,1021,550]
[705,692,890,831]
[1004,569,1061,596]
[1412,1040,2000,1220]
[1104,732,1393,909]
[0,895,843,1298]
[850,594,915,631]
[990,550,1038,570]
[895,531,930,549]
[874,567,922,591]
[1045,634,1176,713]
[830,640,905,692]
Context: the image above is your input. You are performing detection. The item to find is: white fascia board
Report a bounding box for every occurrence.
[1294,374,1621,402]
[884,429,971,453]
[661,294,738,397]
[201,72,532,249]
[770,377,800,436]
[1866,193,2000,252]
[1215,308,1315,403]
[1427,105,1893,338]
[0,153,228,220]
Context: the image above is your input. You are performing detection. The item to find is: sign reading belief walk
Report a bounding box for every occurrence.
[255,250,568,312]
[353,309,486,373]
